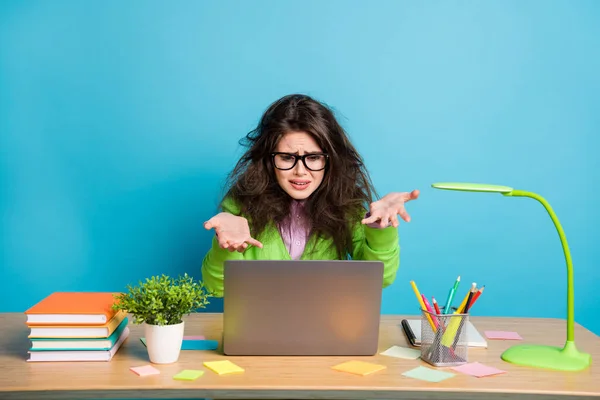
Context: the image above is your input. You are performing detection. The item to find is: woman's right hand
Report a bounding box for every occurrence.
[204,212,263,253]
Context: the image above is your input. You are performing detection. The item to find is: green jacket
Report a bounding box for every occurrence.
[201,198,400,297]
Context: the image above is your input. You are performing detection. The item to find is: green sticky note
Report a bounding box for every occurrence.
[380,345,421,359]
[402,366,455,382]
[140,338,147,346]
[173,369,204,381]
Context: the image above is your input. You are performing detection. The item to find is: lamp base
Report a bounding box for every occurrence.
[501,341,591,371]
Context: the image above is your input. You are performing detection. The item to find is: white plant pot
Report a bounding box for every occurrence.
[144,321,184,364]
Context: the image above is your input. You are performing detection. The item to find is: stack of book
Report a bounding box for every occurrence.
[25,292,129,362]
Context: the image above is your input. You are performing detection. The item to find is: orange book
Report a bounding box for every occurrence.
[25,292,122,325]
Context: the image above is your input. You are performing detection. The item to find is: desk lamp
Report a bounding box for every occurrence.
[431,182,591,372]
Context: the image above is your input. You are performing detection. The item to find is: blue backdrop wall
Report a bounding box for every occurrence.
[1,0,599,335]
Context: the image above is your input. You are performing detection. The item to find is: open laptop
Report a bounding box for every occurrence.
[222,260,384,356]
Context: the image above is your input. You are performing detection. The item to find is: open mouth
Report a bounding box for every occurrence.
[290,180,310,190]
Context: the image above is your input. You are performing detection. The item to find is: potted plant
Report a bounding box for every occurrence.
[112,273,210,364]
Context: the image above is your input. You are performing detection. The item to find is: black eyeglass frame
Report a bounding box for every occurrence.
[271,152,329,171]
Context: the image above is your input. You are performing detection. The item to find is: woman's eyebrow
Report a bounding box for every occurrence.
[279,150,323,155]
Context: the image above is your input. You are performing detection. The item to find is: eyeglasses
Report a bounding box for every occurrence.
[271,152,329,171]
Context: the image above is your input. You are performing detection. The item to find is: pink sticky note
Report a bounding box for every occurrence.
[452,362,506,378]
[484,331,523,340]
[183,335,205,340]
[130,365,161,376]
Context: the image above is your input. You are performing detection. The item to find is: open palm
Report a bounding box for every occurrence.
[204,212,263,253]
[361,189,420,228]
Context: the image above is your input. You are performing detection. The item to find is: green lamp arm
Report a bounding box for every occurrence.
[504,190,574,342]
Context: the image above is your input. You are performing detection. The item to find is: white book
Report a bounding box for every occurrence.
[27,327,129,362]
[27,313,109,324]
[402,319,488,348]
[28,314,127,339]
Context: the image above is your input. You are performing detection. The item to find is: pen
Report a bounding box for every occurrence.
[443,275,461,314]
[401,319,418,347]
[410,281,436,331]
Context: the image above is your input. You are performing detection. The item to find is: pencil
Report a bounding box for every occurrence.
[432,297,441,314]
[454,288,472,314]
[410,281,437,331]
[441,283,476,347]
[469,285,485,309]
[463,283,477,313]
[450,283,477,350]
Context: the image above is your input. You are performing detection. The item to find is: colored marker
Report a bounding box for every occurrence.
[443,275,461,314]
[421,294,439,328]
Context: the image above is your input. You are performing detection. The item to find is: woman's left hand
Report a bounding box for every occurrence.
[361,189,420,228]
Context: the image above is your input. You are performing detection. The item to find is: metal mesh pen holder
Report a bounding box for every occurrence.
[420,309,469,367]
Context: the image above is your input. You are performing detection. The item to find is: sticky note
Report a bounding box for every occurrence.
[181,340,218,350]
[183,335,205,340]
[452,362,506,378]
[380,345,421,359]
[140,337,218,350]
[173,370,205,381]
[130,365,160,376]
[203,360,245,375]
[331,360,387,376]
[484,331,523,340]
[402,366,455,382]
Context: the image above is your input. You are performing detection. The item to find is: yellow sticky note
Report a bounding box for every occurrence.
[173,370,204,381]
[331,360,387,376]
[203,360,245,375]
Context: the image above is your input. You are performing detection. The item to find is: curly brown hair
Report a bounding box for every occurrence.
[221,94,378,258]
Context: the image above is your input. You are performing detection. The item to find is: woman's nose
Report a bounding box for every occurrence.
[294,159,307,175]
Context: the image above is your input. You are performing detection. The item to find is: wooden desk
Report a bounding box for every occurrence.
[0,313,598,399]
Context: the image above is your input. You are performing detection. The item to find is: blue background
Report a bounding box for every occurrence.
[1,1,599,336]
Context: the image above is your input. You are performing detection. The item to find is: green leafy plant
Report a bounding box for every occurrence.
[112,273,210,326]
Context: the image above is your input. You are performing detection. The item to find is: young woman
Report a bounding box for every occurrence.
[201,94,419,296]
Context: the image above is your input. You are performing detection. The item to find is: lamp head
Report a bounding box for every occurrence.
[431,182,513,194]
